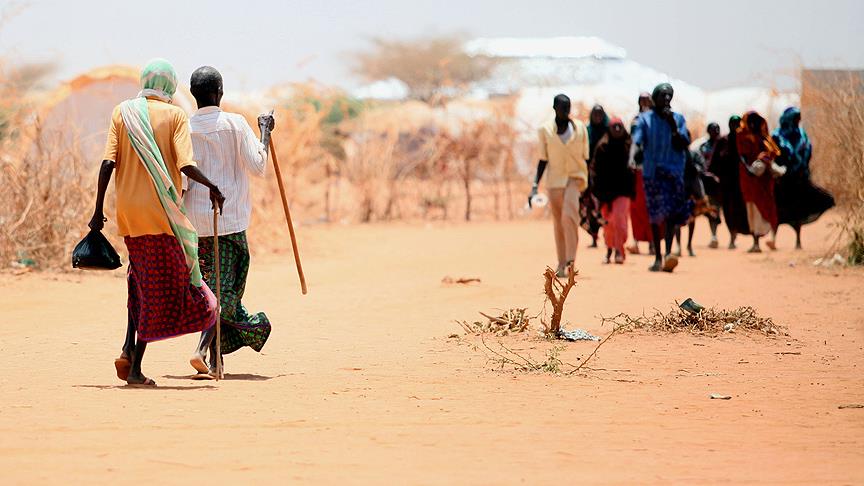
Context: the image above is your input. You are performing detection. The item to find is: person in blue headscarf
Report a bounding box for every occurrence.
[771,107,835,249]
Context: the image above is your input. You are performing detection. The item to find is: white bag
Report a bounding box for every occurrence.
[749,160,767,177]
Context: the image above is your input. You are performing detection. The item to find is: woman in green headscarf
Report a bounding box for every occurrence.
[88,59,226,386]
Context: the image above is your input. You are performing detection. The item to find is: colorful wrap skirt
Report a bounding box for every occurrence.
[643,168,693,227]
[125,234,216,342]
[198,231,272,355]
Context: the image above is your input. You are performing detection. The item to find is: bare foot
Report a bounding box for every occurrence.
[114,354,131,382]
[662,255,679,273]
[626,244,640,255]
[190,355,209,374]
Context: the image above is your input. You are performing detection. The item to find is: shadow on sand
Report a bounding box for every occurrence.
[73,384,217,390]
[161,373,287,382]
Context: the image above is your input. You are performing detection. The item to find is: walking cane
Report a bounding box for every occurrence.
[212,207,223,380]
[268,136,308,295]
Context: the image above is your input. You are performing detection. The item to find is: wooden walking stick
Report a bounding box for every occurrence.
[268,137,308,295]
[212,207,223,380]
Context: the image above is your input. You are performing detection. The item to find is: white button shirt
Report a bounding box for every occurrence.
[185,106,267,237]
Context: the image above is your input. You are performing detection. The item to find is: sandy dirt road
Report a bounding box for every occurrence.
[0,219,862,485]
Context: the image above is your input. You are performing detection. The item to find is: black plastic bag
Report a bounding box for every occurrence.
[72,230,122,270]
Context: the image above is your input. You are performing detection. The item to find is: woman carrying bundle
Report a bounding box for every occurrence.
[736,111,782,253]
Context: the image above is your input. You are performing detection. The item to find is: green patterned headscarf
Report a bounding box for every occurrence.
[139,58,178,101]
[120,59,203,287]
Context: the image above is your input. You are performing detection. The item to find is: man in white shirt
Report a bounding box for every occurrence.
[185,66,275,376]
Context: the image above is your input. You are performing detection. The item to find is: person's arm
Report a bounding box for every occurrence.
[529,129,549,207]
[181,166,225,212]
[629,118,644,168]
[257,113,275,154]
[90,108,120,231]
[174,112,225,212]
[670,113,690,151]
[88,160,115,231]
[237,114,273,177]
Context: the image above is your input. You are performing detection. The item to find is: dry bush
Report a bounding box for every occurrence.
[0,120,95,269]
[801,71,864,263]
[353,35,496,103]
[0,54,93,270]
[603,305,785,337]
[457,308,533,336]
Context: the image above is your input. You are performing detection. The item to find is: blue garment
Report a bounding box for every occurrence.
[631,110,690,180]
[772,107,812,178]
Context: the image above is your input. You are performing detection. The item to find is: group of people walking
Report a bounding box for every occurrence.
[89,59,274,386]
[532,83,834,276]
[88,60,834,385]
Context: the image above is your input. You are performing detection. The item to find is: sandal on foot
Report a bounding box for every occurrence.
[114,356,131,382]
[126,376,156,387]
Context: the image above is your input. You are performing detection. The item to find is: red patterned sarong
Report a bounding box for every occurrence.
[126,234,216,342]
[630,170,652,242]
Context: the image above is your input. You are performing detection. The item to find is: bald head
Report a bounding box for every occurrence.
[190,66,223,108]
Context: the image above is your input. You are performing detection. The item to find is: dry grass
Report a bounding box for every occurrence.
[0,56,97,270]
[801,71,864,264]
[457,308,533,336]
[602,305,785,337]
[0,119,95,269]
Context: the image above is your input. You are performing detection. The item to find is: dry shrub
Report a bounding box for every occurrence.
[0,120,94,269]
[0,54,93,270]
[457,308,533,336]
[353,34,497,102]
[801,70,864,263]
[603,306,785,337]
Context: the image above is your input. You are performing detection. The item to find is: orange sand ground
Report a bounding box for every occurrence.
[0,218,862,484]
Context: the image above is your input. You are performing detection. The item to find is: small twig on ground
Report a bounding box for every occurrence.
[569,327,619,374]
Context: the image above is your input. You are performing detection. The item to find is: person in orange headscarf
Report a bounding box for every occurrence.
[736,111,782,253]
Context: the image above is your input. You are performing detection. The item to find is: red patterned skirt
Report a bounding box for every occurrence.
[125,234,216,342]
[630,170,652,242]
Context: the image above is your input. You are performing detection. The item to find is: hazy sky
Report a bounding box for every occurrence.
[2,0,862,92]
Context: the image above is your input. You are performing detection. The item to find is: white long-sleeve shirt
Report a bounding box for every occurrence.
[185,106,267,236]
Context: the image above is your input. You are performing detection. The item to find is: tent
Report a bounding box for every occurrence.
[27,65,196,164]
